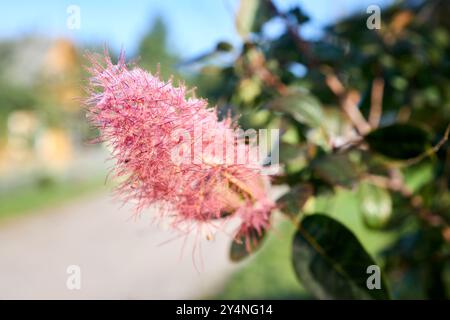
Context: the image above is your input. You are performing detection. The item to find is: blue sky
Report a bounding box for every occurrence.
[0,0,392,58]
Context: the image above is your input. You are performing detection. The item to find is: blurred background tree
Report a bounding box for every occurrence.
[137,16,179,80]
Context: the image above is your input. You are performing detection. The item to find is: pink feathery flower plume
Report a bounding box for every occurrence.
[85,52,275,248]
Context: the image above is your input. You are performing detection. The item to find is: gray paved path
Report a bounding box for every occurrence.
[0,193,237,299]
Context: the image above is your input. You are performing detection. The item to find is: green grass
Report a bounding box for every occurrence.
[216,189,397,299]
[0,176,106,222]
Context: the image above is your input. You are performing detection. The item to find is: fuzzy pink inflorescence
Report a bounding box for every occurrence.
[85,52,275,243]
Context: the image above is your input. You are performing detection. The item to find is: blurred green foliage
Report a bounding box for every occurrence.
[193,0,450,299]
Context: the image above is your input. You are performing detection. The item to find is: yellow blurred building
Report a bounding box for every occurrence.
[0,38,83,176]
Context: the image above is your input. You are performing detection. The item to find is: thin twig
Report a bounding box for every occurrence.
[268,0,372,135]
[369,77,384,128]
[267,0,317,68]
[325,73,372,135]
[403,123,450,167]
[245,49,288,95]
[363,171,447,228]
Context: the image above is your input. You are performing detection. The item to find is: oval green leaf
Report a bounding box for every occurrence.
[269,92,324,128]
[292,214,390,299]
[358,183,392,229]
[365,123,430,160]
[230,228,266,262]
[277,183,313,219]
[311,153,360,188]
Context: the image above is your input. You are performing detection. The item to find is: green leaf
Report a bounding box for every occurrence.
[311,153,360,188]
[235,0,272,37]
[288,7,310,25]
[277,183,313,219]
[403,161,434,193]
[365,123,431,160]
[230,228,266,262]
[216,41,233,52]
[358,183,392,229]
[269,92,324,128]
[292,214,391,299]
